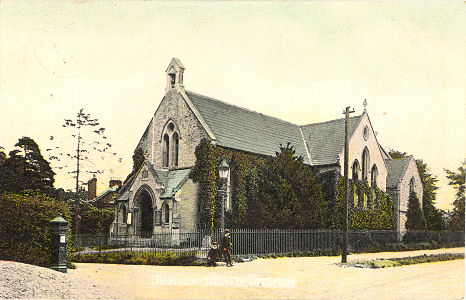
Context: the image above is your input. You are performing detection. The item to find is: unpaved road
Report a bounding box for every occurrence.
[67,247,465,300]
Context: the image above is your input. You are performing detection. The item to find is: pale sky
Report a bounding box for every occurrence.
[0,1,464,210]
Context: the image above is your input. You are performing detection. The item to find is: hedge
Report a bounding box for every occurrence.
[0,191,71,267]
[73,251,202,266]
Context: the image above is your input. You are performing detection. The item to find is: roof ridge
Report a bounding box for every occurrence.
[168,166,194,172]
[385,156,412,162]
[185,90,300,127]
[300,114,362,128]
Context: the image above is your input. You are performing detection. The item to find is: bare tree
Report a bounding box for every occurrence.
[47,108,123,193]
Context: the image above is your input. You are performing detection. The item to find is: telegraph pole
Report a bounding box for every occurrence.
[342,106,354,263]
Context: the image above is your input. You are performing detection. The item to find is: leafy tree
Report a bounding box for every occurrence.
[388,150,443,230]
[0,191,70,267]
[416,159,444,230]
[445,160,465,231]
[123,148,145,184]
[0,137,55,195]
[0,146,6,164]
[47,108,122,193]
[252,143,330,229]
[405,191,426,230]
[76,202,115,234]
[388,150,408,160]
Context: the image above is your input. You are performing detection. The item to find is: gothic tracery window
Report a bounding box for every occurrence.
[162,121,180,168]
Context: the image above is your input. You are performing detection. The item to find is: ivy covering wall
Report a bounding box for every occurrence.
[334,178,395,230]
[190,140,264,232]
[191,139,395,232]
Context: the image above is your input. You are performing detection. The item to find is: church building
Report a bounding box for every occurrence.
[111,58,422,237]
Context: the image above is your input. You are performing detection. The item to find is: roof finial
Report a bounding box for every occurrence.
[363,99,367,112]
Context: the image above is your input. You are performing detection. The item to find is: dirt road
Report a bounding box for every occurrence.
[69,247,464,299]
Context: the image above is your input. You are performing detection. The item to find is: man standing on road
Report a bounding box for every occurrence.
[220,229,233,267]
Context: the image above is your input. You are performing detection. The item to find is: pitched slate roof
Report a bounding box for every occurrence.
[116,160,192,201]
[152,167,192,199]
[300,115,362,166]
[89,186,119,203]
[385,157,413,189]
[186,91,311,164]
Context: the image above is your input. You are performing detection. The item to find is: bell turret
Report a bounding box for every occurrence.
[165,58,185,94]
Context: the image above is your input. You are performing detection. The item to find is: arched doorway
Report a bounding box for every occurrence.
[137,188,154,237]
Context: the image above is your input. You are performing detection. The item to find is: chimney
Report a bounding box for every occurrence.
[87,177,97,201]
[109,179,122,189]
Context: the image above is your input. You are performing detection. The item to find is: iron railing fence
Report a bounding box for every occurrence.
[73,229,464,258]
[402,230,465,245]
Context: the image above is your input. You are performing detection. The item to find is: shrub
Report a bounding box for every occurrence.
[0,191,71,267]
[406,192,426,230]
[73,202,114,234]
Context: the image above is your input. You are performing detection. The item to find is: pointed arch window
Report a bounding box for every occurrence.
[352,160,360,180]
[120,204,127,224]
[371,164,378,188]
[409,177,415,195]
[162,202,170,224]
[161,121,180,168]
[163,134,170,167]
[362,147,370,182]
[172,132,179,167]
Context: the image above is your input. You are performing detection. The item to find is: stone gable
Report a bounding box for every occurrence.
[339,112,388,191]
[138,89,211,169]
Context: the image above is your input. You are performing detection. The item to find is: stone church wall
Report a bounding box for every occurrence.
[398,158,423,233]
[175,178,200,231]
[145,90,210,168]
[386,158,423,234]
[136,120,153,159]
[340,113,387,191]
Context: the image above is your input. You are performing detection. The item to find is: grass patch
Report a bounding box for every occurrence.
[233,242,464,263]
[354,242,464,254]
[72,251,206,266]
[354,253,464,268]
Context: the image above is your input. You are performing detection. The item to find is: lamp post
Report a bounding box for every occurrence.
[218,159,230,231]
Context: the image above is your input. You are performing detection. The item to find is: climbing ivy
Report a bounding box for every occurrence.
[335,178,395,230]
[190,139,264,232]
[191,139,395,231]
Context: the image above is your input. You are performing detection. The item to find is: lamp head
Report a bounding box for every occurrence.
[218,159,230,179]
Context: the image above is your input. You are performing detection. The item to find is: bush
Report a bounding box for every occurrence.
[0,191,71,267]
[73,202,114,234]
[406,192,426,230]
